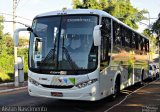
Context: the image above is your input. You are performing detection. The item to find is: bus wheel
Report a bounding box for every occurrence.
[156,73,159,79]
[112,78,120,100]
[140,70,144,85]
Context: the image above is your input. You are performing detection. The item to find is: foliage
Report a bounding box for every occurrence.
[0,16,4,38]
[0,33,14,81]
[0,35,29,82]
[0,69,10,82]
[152,13,160,42]
[145,13,160,55]
[143,28,156,54]
[19,37,29,47]
[0,17,29,82]
[73,0,148,29]
[73,0,103,9]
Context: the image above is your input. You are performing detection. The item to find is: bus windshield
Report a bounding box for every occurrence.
[29,15,98,74]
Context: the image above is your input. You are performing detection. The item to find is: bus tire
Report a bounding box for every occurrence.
[111,75,120,100]
[156,73,159,79]
[140,70,144,85]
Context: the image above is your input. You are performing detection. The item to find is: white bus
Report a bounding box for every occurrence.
[14,9,149,101]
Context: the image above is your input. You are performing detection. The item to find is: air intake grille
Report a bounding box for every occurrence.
[41,84,74,89]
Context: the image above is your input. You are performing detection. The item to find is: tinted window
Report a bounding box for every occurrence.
[29,15,98,74]
[100,17,111,70]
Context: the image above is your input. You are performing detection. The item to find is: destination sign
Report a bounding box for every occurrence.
[67,18,91,22]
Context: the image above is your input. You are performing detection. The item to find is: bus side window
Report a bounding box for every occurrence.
[100,17,111,71]
[113,21,122,46]
[144,39,148,53]
[141,37,145,52]
[147,40,149,52]
[121,26,126,47]
[131,33,136,49]
[136,35,140,50]
[125,29,130,50]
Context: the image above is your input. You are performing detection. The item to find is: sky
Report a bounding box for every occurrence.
[130,0,160,32]
[0,0,73,36]
[0,0,160,36]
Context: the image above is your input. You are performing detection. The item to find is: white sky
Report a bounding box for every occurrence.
[0,0,160,36]
[0,0,73,36]
[130,0,160,32]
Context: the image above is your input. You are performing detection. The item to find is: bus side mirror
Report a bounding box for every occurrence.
[13,28,28,47]
[93,25,102,46]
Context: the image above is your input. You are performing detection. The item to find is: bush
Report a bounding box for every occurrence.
[0,67,10,81]
[0,35,29,82]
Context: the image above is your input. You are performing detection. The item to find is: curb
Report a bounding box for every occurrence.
[0,86,28,93]
[0,82,14,87]
[0,81,28,87]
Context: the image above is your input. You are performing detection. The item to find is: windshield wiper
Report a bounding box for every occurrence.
[40,49,56,67]
[62,46,78,72]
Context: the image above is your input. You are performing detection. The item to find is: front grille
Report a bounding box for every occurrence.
[41,84,74,89]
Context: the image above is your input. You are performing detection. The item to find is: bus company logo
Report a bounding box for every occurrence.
[58,79,62,83]
[50,71,60,75]
[51,77,62,85]
[63,78,68,84]
[51,77,75,85]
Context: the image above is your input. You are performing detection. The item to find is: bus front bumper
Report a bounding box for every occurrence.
[28,81,100,101]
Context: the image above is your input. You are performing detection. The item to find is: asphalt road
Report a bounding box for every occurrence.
[0,79,159,112]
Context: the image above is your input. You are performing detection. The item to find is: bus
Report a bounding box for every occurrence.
[14,9,150,101]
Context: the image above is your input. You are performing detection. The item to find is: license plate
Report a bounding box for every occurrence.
[51,92,63,97]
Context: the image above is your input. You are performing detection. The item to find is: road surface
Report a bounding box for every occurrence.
[0,79,159,112]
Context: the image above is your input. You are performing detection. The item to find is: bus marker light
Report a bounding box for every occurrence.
[91,86,96,93]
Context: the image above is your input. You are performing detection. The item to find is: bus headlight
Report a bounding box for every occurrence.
[28,77,40,86]
[75,79,98,88]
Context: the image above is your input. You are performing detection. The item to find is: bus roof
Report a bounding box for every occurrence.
[36,9,107,18]
[35,9,148,40]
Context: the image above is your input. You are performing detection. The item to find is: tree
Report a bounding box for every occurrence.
[143,28,156,55]
[0,16,29,81]
[0,16,4,38]
[73,0,148,29]
[143,28,152,37]
[152,13,160,36]
[0,17,13,81]
[73,0,101,9]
